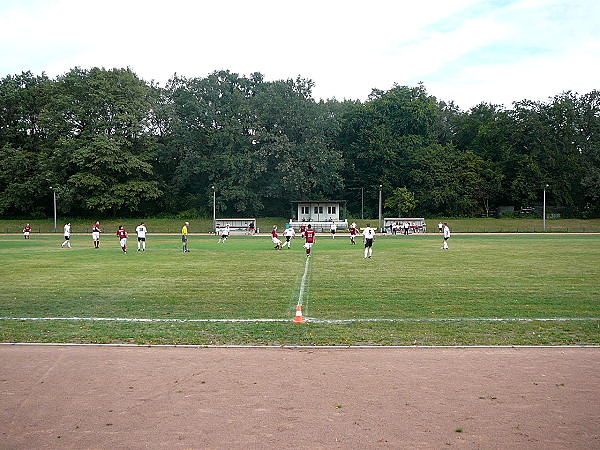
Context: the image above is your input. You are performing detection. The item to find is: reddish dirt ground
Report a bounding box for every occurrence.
[1,345,598,449]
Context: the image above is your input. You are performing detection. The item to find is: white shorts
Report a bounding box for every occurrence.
[272,237,282,244]
[23,232,30,236]
[303,242,313,249]
[120,238,127,247]
[92,232,100,240]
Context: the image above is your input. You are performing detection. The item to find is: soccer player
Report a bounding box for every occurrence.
[300,222,306,239]
[283,226,295,248]
[117,225,128,253]
[304,224,315,258]
[61,222,71,248]
[330,221,337,239]
[92,221,101,248]
[271,226,282,250]
[349,222,358,245]
[136,222,147,251]
[362,223,376,258]
[23,223,31,239]
[442,222,451,250]
[218,224,230,243]
[182,222,190,252]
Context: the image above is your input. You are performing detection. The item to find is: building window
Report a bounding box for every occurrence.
[328,206,336,214]
[301,206,309,215]
[314,206,323,214]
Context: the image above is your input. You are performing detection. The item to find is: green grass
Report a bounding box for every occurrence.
[0,233,599,345]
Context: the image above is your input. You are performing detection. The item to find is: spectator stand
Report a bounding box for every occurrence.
[384,218,426,234]
[215,218,257,235]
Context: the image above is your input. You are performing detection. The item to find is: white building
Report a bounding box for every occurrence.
[289,200,348,231]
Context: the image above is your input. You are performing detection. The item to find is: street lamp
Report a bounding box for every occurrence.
[49,187,57,233]
[378,184,383,233]
[543,184,549,230]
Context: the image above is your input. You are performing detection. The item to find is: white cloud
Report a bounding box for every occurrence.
[0,0,598,108]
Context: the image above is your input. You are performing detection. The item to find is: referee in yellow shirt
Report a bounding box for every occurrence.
[182,221,189,252]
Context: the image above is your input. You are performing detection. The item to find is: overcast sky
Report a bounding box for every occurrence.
[1,0,598,110]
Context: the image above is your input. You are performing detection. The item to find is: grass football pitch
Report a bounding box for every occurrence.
[0,233,598,346]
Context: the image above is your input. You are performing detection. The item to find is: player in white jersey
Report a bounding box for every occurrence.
[283,226,295,248]
[442,223,451,249]
[362,223,376,258]
[218,224,230,243]
[136,222,147,251]
[61,222,71,248]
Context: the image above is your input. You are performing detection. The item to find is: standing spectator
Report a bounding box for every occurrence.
[442,223,451,250]
[182,222,190,252]
[271,226,282,250]
[136,222,147,251]
[304,224,316,258]
[403,221,410,235]
[349,222,358,245]
[283,225,295,249]
[61,222,71,248]
[362,223,376,258]
[23,223,31,239]
[92,221,101,248]
[330,221,337,239]
[117,225,128,253]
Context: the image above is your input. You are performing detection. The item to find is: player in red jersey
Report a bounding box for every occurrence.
[300,223,306,238]
[304,224,316,258]
[92,221,101,248]
[271,225,282,250]
[349,222,358,245]
[116,225,128,253]
[23,223,31,239]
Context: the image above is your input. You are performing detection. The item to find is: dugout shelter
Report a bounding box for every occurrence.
[215,218,257,235]
[383,218,426,234]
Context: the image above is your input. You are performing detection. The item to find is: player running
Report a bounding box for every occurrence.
[92,221,101,248]
[271,226,282,250]
[61,222,71,248]
[349,222,358,245]
[362,223,376,258]
[218,224,230,243]
[304,224,316,258]
[136,222,147,251]
[117,225,128,253]
[283,226,295,249]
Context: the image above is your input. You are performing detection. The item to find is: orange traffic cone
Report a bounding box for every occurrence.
[293,304,306,323]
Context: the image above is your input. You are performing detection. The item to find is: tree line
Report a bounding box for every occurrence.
[1,67,598,220]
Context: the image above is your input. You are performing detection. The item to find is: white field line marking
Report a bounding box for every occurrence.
[297,256,310,308]
[1,317,598,324]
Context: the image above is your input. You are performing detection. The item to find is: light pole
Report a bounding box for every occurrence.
[212,186,216,234]
[378,184,383,232]
[361,187,364,220]
[543,184,549,230]
[50,187,57,233]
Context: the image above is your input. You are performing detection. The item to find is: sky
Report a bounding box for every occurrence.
[0,0,598,110]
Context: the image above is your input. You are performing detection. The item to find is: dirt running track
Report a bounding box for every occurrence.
[0,345,598,449]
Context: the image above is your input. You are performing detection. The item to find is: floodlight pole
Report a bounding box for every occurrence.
[212,186,216,234]
[378,184,383,232]
[543,184,549,230]
[361,187,364,220]
[50,187,57,233]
